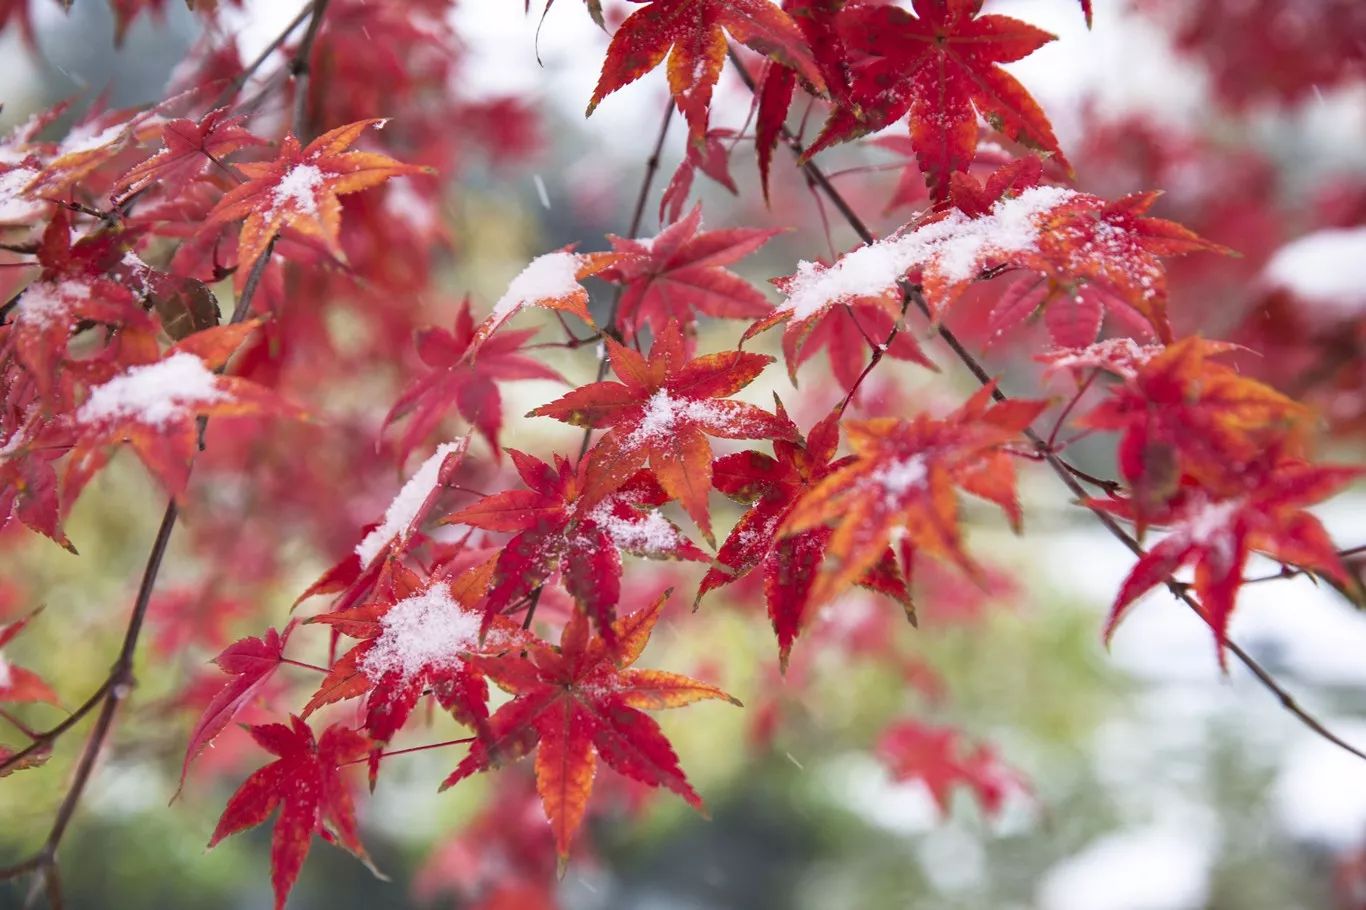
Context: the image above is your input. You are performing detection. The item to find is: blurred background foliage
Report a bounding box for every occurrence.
[2,1,1365,908]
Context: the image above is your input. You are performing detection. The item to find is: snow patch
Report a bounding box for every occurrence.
[360,585,482,680]
[588,503,680,554]
[78,353,225,426]
[779,185,1078,322]
[1262,227,1366,320]
[869,454,927,505]
[355,441,463,565]
[272,163,326,216]
[0,652,11,689]
[17,280,91,328]
[623,389,743,448]
[488,250,582,324]
[0,167,41,223]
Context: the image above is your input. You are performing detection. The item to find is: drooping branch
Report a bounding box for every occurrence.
[726,48,1366,764]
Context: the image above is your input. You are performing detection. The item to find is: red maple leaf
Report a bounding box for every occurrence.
[1081,337,1309,519]
[877,719,1023,816]
[445,449,707,645]
[208,717,372,910]
[587,0,826,143]
[600,203,780,337]
[303,562,522,744]
[781,299,934,393]
[206,119,429,289]
[782,385,1046,606]
[528,320,796,543]
[383,298,563,462]
[440,591,738,859]
[0,612,59,706]
[698,405,912,666]
[179,622,295,791]
[114,107,265,204]
[1091,459,1362,666]
[64,322,307,500]
[804,0,1068,201]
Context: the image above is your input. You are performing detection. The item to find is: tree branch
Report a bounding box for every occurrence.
[727,49,1366,763]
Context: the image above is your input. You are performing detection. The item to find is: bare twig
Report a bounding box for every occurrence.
[289,0,332,141]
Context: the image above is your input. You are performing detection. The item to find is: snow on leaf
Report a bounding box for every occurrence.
[464,249,619,359]
[355,439,469,567]
[782,386,1046,608]
[1091,458,1363,667]
[77,352,227,426]
[445,451,706,645]
[528,320,795,543]
[749,184,1077,340]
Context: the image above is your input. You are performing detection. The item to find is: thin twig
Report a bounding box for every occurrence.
[289,0,332,140]
[213,2,315,109]
[575,99,673,462]
[728,48,1366,763]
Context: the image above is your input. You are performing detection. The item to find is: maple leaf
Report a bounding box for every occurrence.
[588,0,826,143]
[1091,459,1362,667]
[384,298,563,462]
[1081,337,1310,520]
[303,563,522,744]
[0,612,59,706]
[783,299,934,393]
[64,322,307,500]
[658,127,739,224]
[600,203,780,337]
[209,717,372,910]
[464,248,620,360]
[803,0,1068,201]
[528,320,796,543]
[752,0,850,200]
[114,107,265,204]
[205,119,430,289]
[877,719,1022,816]
[698,405,912,666]
[439,590,738,859]
[965,186,1231,344]
[781,385,1047,607]
[179,622,295,792]
[446,450,707,645]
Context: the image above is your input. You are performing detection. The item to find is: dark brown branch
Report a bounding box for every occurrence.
[727,49,1366,763]
[575,98,673,462]
[213,2,315,109]
[290,0,332,141]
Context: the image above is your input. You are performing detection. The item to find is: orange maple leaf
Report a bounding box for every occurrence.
[206,119,430,289]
